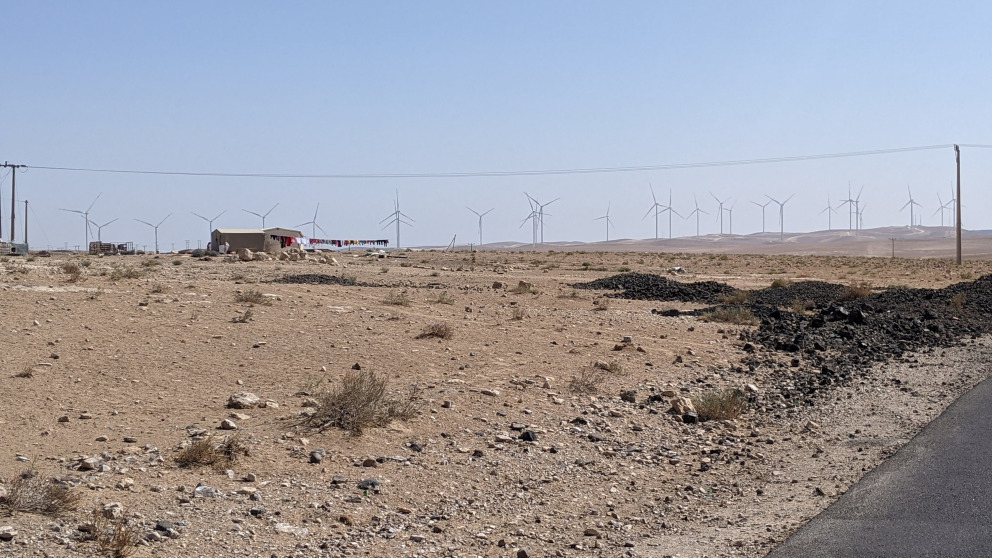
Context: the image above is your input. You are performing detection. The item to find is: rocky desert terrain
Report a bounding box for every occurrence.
[2,248,992,558]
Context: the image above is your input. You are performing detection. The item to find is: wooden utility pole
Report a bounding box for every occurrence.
[23,200,28,249]
[2,162,26,242]
[954,145,962,265]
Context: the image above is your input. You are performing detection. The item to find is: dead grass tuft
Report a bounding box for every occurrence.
[699,306,759,326]
[416,322,454,340]
[950,293,966,310]
[0,469,81,516]
[593,360,625,374]
[233,288,271,306]
[694,388,749,421]
[592,297,610,311]
[840,281,872,301]
[568,367,604,394]
[769,278,792,289]
[61,261,84,283]
[382,290,411,306]
[175,433,248,468]
[87,508,141,558]
[717,290,749,304]
[231,309,254,323]
[108,266,143,281]
[432,291,455,305]
[302,369,420,436]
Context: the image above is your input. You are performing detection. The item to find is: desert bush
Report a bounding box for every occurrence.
[950,293,967,310]
[303,369,420,435]
[840,281,872,301]
[694,388,749,421]
[511,308,526,321]
[175,433,248,468]
[80,259,92,267]
[61,261,84,283]
[141,259,161,268]
[592,297,610,311]
[149,283,167,294]
[593,360,625,374]
[770,278,792,289]
[340,272,357,286]
[960,271,975,280]
[108,266,143,281]
[382,291,411,306]
[717,290,749,304]
[699,306,759,326]
[788,298,813,314]
[86,507,141,558]
[380,266,389,274]
[172,259,183,266]
[510,282,537,294]
[0,469,81,516]
[568,367,604,394]
[557,290,582,299]
[432,291,455,305]
[231,309,254,323]
[233,288,271,306]
[416,322,454,340]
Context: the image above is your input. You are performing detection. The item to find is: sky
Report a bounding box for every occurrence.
[2,1,991,250]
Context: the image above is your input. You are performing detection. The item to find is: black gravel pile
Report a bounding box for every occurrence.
[747,281,849,307]
[271,273,374,287]
[571,272,738,304]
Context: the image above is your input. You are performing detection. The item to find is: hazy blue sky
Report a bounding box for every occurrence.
[2,1,991,250]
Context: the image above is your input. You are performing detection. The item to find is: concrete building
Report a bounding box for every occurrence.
[211,227,304,252]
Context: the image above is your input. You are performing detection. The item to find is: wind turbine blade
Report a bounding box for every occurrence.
[213,210,226,221]
[86,193,102,213]
[649,183,657,205]
[243,209,263,218]
[192,212,208,221]
[315,223,327,235]
[783,194,795,204]
[135,219,154,227]
[481,209,494,217]
[900,200,911,211]
[466,207,480,217]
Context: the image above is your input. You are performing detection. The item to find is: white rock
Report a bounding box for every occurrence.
[219,419,238,430]
[227,392,260,409]
[274,523,308,537]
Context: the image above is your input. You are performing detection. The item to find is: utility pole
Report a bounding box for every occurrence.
[890,237,895,259]
[23,200,28,249]
[955,144,962,265]
[2,162,26,242]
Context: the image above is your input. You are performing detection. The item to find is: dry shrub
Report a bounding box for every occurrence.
[557,289,582,299]
[592,297,610,311]
[432,291,455,305]
[694,388,749,421]
[231,309,254,323]
[14,366,35,378]
[149,283,167,294]
[233,288,271,305]
[86,508,141,558]
[950,293,967,310]
[717,290,749,304]
[511,282,537,294]
[593,360,625,374]
[108,266,143,281]
[788,298,813,314]
[0,469,81,516]
[304,369,420,436]
[511,308,526,321]
[568,367,604,394]
[770,278,792,289]
[840,281,872,301]
[61,261,84,283]
[699,306,759,326]
[383,290,411,306]
[416,322,454,340]
[174,433,248,468]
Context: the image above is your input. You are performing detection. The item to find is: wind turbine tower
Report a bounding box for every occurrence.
[59,193,102,251]
[135,213,172,254]
[710,193,729,235]
[466,207,494,246]
[192,210,226,245]
[751,200,771,233]
[295,204,325,239]
[766,194,794,242]
[593,202,614,242]
[685,195,708,237]
[380,191,414,248]
[89,218,118,244]
[724,203,735,235]
[524,193,559,244]
[242,204,279,228]
[818,195,837,230]
[901,187,921,228]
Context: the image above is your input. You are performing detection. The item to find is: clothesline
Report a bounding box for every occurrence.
[301,238,389,247]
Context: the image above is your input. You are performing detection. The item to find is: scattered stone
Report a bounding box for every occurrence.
[480,388,500,397]
[95,435,108,442]
[57,415,69,423]
[309,449,325,464]
[584,528,601,537]
[155,520,174,532]
[517,549,531,558]
[226,392,260,409]
[0,527,16,541]
[77,457,104,471]
[102,502,124,520]
[519,430,539,442]
[352,363,362,370]
[361,458,377,468]
[123,436,138,443]
[274,523,308,537]
[410,534,426,542]
[357,478,380,491]
[193,485,218,498]
[620,390,637,403]
[219,419,237,430]
[330,476,348,485]
[670,396,695,415]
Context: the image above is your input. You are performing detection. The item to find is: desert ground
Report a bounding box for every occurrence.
[2,241,992,558]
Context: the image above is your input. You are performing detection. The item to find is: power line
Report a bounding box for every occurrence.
[22,144,956,180]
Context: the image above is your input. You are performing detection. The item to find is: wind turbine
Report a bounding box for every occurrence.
[135,213,172,254]
[295,204,325,239]
[59,193,101,250]
[853,186,864,230]
[901,186,921,228]
[710,193,729,235]
[379,190,413,248]
[593,202,614,242]
[766,194,794,242]
[857,203,867,230]
[934,194,950,228]
[520,198,539,248]
[192,210,226,244]
[466,207,494,246]
[643,185,663,240]
[724,203,735,235]
[818,195,837,230]
[524,193,559,244]
[88,218,118,244]
[242,204,278,228]
[684,195,708,237]
[751,199,771,233]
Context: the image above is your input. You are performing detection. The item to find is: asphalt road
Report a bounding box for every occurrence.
[766,369,992,558]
